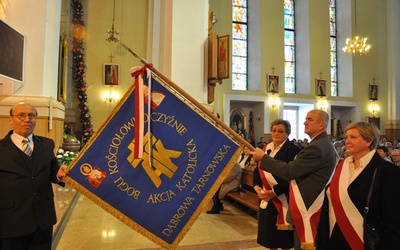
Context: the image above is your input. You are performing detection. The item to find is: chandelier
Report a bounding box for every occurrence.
[105,0,119,43]
[342,0,371,56]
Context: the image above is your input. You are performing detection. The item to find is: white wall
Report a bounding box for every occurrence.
[0,0,61,98]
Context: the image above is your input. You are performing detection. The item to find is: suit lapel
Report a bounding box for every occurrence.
[31,135,45,172]
[1,135,32,172]
[274,140,291,160]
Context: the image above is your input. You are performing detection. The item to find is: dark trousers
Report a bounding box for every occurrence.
[0,227,52,250]
[212,187,222,205]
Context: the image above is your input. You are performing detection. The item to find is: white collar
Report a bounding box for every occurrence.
[11,133,33,144]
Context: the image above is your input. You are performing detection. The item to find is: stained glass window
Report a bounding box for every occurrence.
[284,107,299,140]
[284,0,295,93]
[329,0,338,96]
[232,0,248,90]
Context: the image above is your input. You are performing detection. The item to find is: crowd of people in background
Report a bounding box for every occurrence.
[333,137,400,165]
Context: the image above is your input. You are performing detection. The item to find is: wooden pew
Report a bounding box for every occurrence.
[225,168,259,212]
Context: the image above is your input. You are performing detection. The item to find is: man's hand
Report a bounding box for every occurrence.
[57,165,69,180]
[251,147,266,162]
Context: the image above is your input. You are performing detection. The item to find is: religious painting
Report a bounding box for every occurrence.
[267,74,279,93]
[57,32,68,104]
[369,83,378,101]
[230,107,246,138]
[367,116,380,129]
[315,79,326,97]
[217,35,230,79]
[104,63,119,85]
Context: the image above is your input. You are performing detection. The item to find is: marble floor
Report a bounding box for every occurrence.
[51,184,265,250]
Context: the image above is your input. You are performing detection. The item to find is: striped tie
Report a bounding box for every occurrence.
[22,138,32,156]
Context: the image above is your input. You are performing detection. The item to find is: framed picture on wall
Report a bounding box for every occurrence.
[230,107,246,138]
[369,83,378,100]
[367,116,380,129]
[104,63,120,85]
[267,74,279,93]
[217,35,230,79]
[315,79,326,97]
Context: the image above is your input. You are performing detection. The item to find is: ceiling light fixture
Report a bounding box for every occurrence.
[342,0,371,56]
[105,0,119,43]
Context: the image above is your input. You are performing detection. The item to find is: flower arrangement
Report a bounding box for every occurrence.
[63,122,72,140]
[56,148,77,166]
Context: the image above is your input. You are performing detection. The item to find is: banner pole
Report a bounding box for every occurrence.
[120,42,254,150]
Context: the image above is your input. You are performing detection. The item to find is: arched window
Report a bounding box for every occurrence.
[330,0,338,96]
[232,0,248,90]
[284,0,295,93]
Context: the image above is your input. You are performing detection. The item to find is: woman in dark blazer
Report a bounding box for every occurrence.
[317,122,400,249]
[253,118,300,249]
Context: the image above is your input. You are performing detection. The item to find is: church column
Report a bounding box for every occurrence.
[148,0,210,106]
[386,0,400,142]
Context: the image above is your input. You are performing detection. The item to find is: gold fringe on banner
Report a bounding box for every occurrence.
[64,59,245,249]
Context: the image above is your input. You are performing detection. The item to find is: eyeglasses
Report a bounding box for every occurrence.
[392,154,400,157]
[271,130,286,134]
[12,113,37,121]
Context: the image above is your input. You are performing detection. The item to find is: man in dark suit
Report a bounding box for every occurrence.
[252,109,338,250]
[0,102,68,250]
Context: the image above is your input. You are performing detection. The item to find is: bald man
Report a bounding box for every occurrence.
[0,102,67,250]
[252,109,338,250]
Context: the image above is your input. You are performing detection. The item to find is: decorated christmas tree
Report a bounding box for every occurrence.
[71,0,93,145]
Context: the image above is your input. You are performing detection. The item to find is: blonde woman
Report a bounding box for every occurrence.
[317,122,400,249]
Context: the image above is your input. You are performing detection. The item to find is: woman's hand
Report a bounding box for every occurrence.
[254,185,276,201]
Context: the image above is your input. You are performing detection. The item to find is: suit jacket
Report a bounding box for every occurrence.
[0,130,64,238]
[317,153,400,249]
[259,131,337,209]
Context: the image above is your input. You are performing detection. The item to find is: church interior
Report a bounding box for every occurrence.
[1,0,400,249]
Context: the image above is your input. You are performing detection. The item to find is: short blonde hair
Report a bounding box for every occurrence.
[345,121,380,150]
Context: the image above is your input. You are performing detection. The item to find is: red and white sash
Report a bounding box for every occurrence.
[259,169,292,230]
[258,143,292,230]
[289,156,339,249]
[329,160,364,249]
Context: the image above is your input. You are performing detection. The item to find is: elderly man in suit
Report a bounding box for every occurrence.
[252,109,338,250]
[0,102,68,250]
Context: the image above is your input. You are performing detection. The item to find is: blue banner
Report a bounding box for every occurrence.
[65,71,241,249]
